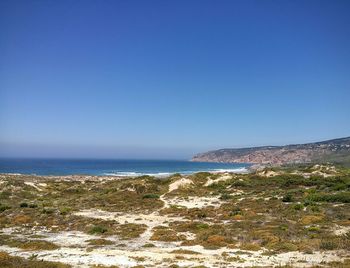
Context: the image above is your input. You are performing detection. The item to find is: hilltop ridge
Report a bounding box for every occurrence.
[192,136,350,166]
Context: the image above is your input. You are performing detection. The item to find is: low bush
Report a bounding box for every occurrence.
[320,240,338,250]
[42,208,55,214]
[282,194,293,203]
[293,203,304,210]
[142,243,155,247]
[268,242,298,252]
[20,240,60,251]
[306,192,350,203]
[219,193,232,200]
[142,194,160,199]
[89,225,108,234]
[0,251,69,267]
[0,204,11,212]
[20,202,29,208]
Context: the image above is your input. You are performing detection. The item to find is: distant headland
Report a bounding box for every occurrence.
[192,136,350,166]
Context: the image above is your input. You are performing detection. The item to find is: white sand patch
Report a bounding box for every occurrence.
[1,227,104,247]
[258,170,280,177]
[74,209,185,226]
[178,231,196,240]
[168,178,193,192]
[0,246,137,268]
[1,226,348,267]
[230,189,244,196]
[332,224,350,236]
[126,187,136,192]
[291,165,338,178]
[164,196,222,209]
[0,244,347,268]
[24,182,43,191]
[163,178,223,209]
[204,174,232,186]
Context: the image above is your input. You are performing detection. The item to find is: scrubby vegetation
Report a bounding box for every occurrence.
[0,164,349,267]
[0,251,70,268]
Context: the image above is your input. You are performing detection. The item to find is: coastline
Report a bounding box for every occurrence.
[0,159,251,178]
[0,166,251,181]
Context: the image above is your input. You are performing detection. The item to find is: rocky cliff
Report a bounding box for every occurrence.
[192,137,350,166]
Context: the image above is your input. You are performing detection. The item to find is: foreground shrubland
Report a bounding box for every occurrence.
[0,165,349,267]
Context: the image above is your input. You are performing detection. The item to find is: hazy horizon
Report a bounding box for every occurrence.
[1,0,350,159]
[1,135,349,159]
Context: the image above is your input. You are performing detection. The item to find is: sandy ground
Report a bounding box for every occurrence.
[1,224,348,268]
[0,236,346,268]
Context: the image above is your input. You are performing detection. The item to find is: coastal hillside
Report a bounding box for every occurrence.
[192,136,350,166]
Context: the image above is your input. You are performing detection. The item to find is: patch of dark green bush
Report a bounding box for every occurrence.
[320,240,338,250]
[142,243,155,247]
[306,192,350,203]
[20,202,29,208]
[0,204,11,212]
[196,223,209,229]
[142,193,160,199]
[0,191,11,199]
[89,225,108,234]
[282,193,293,203]
[42,208,55,214]
[293,203,304,210]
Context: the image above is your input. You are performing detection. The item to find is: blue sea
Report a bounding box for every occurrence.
[0,159,250,177]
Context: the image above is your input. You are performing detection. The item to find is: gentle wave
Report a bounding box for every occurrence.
[0,159,250,176]
[211,167,248,173]
[102,167,248,177]
[103,172,172,177]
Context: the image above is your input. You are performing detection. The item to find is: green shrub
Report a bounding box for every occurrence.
[269,241,298,252]
[307,226,320,232]
[20,240,59,251]
[142,243,155,247]
[20,202,28,208]
[0,205,11,212]
[282,194,293,202]
[219,193,232,200]
[279,224,289,231]
[196,223,209,229]
[142,194,160,199]
[42,208,55,214]
[303,200,315,206]
[231,180,250,187]
[59,207,71,215]
[89,225,108,234]
[293,203,304,210]
[0,191,11,199]
[208,182,226,191]
[307,192,350,203]
[320,240,337,250]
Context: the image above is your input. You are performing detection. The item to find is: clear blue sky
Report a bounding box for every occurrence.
[0,0,349,159]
